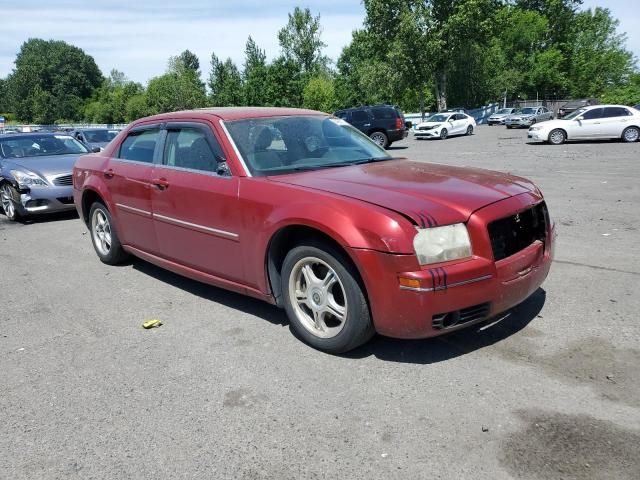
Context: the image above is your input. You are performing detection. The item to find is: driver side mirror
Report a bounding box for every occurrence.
[91,146,101,153]
[575,116,584,121]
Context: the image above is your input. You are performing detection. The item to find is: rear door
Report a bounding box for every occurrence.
[107,125,161,253]
[150,121,244,282]
[600,106,633,138]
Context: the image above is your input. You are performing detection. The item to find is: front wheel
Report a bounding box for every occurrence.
[548,129,566,145]
[622,126,640,143]
[281,243,374,353]
[89,202,129,265]
[1,183,21,221]
[369,131,389,149]
[440,128,448,140]
[466,125,474,136]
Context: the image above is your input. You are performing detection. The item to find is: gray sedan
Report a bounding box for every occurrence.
[505,106,554,128]
[0,133,89,221]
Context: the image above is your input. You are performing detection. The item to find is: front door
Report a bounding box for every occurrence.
[107,126,161,253]
[150,122,244,283]
[568,107,604,138]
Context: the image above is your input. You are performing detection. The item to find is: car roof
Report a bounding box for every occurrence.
[134,107,326,124]
[0,132,71,140]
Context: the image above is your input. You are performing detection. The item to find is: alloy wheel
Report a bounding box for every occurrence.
[370,132,386,147]
[288,256,348,339]
[91,208,112,256]
[440,128,448,139]
[623,127,639,143]
[1,184,16,220]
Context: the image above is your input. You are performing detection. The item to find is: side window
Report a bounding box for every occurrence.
[163,128,222,174]
[371,107,395,120]
[455,114,465,120]
[118,129,159,163]
[582,108,603,120]
[602,107,631,118]
[351,110,370,122]
[335,111,348,120]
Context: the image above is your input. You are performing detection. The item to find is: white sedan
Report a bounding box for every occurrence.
[527,104,640,145]
[413,112,476,140]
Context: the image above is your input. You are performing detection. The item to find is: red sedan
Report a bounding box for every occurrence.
[73,108,555,353]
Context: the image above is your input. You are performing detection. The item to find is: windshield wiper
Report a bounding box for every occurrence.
[291,157,398,172]
[351,156,398,165]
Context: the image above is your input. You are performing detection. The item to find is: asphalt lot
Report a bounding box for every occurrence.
[1,125,639,479]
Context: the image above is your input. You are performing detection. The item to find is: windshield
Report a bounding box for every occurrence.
[521,108,537,114]
[426,114,451,123]
[495,109,512,115]
[564,108,587,120]
[82,130,112,143]
[224,115,392,176]
[0,135,89,159]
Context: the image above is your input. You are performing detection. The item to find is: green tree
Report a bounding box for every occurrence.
[277,7,329,74]
[177,49,201,73]
[263,57,305,107]
[601,73,640,105]
[84,69,144,123]
[6,38,103,123]
[208,54,244,106]
[145,57,207,114]
[303,75,337,112]
[566,7,635,97]
[242,37,268,106]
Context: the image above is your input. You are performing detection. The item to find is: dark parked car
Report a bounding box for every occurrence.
[1,133,89,220]
[74,107,554,353]
[634,104,640,111]
[72,128,118,152]
[558,98,600,118]
[334,105,408,148]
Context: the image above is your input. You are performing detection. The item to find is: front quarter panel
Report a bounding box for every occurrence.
[237,177,418,292]
[73,153,114,223]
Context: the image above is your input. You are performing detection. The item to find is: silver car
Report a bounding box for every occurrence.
[487,108,517,125]
[505,107,554,128]
[0,133,90,221]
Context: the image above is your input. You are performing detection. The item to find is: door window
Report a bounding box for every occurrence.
[602,107,631,118]
[118,129,160,163]
[163,128,223,174]
[582,108,603,120]
[351,110,369,122]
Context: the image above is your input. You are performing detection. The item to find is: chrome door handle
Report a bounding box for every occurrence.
[103,169,114,179]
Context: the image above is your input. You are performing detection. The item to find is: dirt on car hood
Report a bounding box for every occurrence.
[271,159,538,226]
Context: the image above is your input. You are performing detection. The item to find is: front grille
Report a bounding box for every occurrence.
[488,202,548,261]
[432,303,490,330]
[418,126,435,131]
[53,174,73,186]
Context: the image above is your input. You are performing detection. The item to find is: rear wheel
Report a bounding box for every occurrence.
[281,243,374,353]
[622,126,639,143]
[466,125,474,136]
[548,129,566,145]
[369,131,389,149]
[89,202,129,265]
[440,128,448,140]
[1,183,21,221]
[506,125,513,129]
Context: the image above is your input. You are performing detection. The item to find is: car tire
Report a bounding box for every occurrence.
[506,125,512,129]
[89,202,129,265]
[369,131,389,149]
[466,125,474,136]
[281,243,374,354]
[440,128,448,140]
[548,129,566,145]
[0,183,21,221]
[622,126,640,143]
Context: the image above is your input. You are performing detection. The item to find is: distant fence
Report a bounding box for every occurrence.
[1,123,127,133]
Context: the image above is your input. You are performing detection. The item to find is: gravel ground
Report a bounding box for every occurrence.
[1,125,639,479]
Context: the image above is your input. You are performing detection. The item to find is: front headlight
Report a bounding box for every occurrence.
[530,126,543,131]
[413,223,472,265]
[11,170,48,188]
[432,124,441,128]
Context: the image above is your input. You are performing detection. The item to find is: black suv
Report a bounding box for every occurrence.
[558,98,600,118]
[334,105,408,148]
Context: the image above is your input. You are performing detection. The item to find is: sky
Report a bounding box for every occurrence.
[0,0,638,85]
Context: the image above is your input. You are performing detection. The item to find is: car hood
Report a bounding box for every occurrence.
[3,154,80,178]
[415,121,446,128]
[271,160,537,226]
[489,113,509,118]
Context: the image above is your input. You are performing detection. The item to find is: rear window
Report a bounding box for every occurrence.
[118,129,159,163]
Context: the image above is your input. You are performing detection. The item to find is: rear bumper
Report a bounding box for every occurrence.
[388,128,408,142]
[351,195,555,339]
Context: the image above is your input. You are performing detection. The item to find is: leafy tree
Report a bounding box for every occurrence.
[303,75,337,112]
[208,54,243,106]
[277,7,329,74]
[601,73,640,105]
[145,57,207,114]
[177,49,201,73]
[84,69,144,123]
[263,57,305,107]
[566,7,635,97]
[242,37,268,106]
[6,38,103,123]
